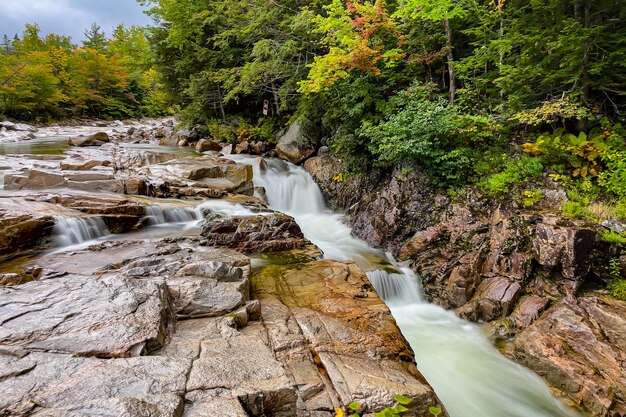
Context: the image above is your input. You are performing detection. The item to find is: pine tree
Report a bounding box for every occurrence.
[83,23,108,52]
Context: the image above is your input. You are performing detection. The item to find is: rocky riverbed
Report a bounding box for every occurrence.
[0,120,437,417]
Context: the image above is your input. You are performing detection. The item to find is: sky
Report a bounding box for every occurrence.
[0,0,153,42]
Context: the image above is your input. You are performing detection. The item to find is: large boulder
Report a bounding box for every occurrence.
[69,132,110,147]
[275,122,318,164]
[201,213,310,253]
[195,139,222,152]
[253,259,437,414]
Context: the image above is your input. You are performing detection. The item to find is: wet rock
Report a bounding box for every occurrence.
[235,140,250,154]
[275,122,317,164]
[195,139,222,152]
[69,132,110,147]
[0,352,190,417]
[201,213,310,253]
[0,207,54,259]
[514,297,626,416]
[254,260,436,414]
[0,275,175,357]
[4,170,66,190]
[399,225,447,261]
[249,141,265,155]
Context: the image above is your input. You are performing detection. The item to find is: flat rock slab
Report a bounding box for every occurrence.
[187,336,297,414]
[0,352,190,417]
[0,275,174,357]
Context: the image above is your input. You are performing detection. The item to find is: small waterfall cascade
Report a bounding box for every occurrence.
[53,216,110,247]
[240,155,580,417]
[146,205,201,225]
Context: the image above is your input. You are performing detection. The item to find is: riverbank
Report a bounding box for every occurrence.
[305,153,626,417]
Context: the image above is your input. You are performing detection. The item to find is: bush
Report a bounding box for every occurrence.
[562,201,594,221]
[600,230,626,246]
[359,85,471,186]
[480,156,544,195]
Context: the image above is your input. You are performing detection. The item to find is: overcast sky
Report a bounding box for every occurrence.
[0,0,153,42]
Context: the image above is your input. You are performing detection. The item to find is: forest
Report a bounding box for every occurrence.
[2,0,626,231]
[0,22,168,120]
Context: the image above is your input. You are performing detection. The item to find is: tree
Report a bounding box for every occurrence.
[83,23,108,52]
[395,0,468,104]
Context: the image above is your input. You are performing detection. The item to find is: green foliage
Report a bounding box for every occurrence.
[428,406,442,416]
[562,201,594,222]
[339,395,415,417]
[0,22,167,120]
[608,258,626,301]
[359,84,472,185]
[521,189,544,208]
[480,156,544,195]
[600,231,626,247]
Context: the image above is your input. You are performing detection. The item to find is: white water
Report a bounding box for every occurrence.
[146,205,200,226]
[53,216,110,247]
[239,155,580,417]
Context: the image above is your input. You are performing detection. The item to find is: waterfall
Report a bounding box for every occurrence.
[146,205,200,225]
[238,155,580,417]
[53,216,110,247]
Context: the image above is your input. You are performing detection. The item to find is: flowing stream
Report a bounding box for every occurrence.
[233,155,580,417]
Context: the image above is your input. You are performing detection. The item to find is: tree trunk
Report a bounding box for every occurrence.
[217,84,227,122]
[271,82,281,115]
[444,16,456,105]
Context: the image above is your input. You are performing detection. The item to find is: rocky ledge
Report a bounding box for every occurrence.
[0,238,438,417]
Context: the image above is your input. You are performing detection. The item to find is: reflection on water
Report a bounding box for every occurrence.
[0,137,69,155]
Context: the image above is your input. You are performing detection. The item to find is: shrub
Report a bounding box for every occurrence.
[600,230,626,246]
[359,85,470,186]
[480,156,544,195]
[562,201,594,221]
[608,258,626,300]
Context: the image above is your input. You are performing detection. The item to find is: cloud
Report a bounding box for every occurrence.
[0,0,151,41]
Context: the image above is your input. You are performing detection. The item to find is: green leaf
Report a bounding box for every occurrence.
[348,402,361,411]
[393,395,412,405]
[394,405,409,413]
[428,406,442,416]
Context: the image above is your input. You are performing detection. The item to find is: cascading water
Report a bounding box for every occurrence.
[236,155,580,417]
[53,216,110,247]
[146,205,200,225]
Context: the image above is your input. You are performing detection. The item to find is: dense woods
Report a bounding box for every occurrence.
[0,23,169,120]
[143,0,625,170]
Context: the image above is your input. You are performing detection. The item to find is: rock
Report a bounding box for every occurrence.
[514,297,626,416]
[195,139,222,152]
[601,219,626,233]
[0,121,37,132]
[187,336,297,415]
[533,218,596,279]
[4,170,66,190]
[458,276,523,321]
[249,141,265,155]
[275,122,318,164]
[201,213,310,253]
[254,259,436,414]
[510,296,550,328]
[69,132,110,147]
[0,274,175,357]
[399,225,447,261]
[105,245,251,319]
[0,352,190,417]
[0,207,54,259]
[235,140,250,154]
